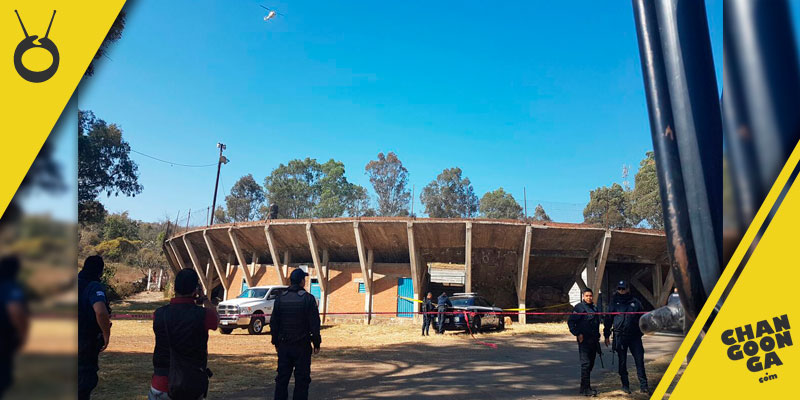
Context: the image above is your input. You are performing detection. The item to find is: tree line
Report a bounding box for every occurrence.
[77,110,665,231]
[214,151,663,229]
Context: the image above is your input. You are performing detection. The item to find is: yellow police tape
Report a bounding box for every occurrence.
[397,295,570,311]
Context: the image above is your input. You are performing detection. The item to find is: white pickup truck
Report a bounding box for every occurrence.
[216,285,288,335]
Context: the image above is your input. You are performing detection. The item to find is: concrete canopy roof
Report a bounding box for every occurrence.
[166,218,667,277]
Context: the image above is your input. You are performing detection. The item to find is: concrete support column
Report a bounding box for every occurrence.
[518,225,533,324]
[465,222,473,292]
[265,224,288,285]
[406,222,422,322]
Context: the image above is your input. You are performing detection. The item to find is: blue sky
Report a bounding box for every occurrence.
[34,0,725,223]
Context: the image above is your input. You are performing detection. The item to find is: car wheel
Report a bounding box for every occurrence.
[497,317,505,331]
[219,327,234,335]
[248,313,265,335]
[469,315,482,333]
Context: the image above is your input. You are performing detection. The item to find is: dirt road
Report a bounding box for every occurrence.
[227,327,681,400]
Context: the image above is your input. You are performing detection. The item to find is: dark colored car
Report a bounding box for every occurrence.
[433,293,505,332]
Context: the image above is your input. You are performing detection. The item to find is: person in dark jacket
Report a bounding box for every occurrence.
[78,256,111,400]
[568,288,602,397]
[149,269,219,400]
[0,256,29,398]
[603,280,649,395]
[270,269,322,400]
[436,292,452,334]
[421,292,435,336]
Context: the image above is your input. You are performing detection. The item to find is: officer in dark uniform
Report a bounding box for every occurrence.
[603,280,649,395]
[568,288,602,396]
[78,256,112,400]
[270,269,321,400]
[421,292,434,336]
[0,256,28,398]
[436,292,452,334]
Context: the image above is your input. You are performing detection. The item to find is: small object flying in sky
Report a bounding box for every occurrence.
[260,5,283,22]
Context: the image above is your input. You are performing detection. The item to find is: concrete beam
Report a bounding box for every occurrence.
[282,251,290,278]
[465,222,473,292]
[321,249,329,323]
[203,230,230,292]
[518,225,533,324]
[592,230,612,293]
[652,263,663,307]
[353,222,371,294]
[227,228,253,288]
[182,236,209,293]
[406,222,422,318]
[265,224,288,285]
[306,222,327,294]
[630,276,656,307]
[365,249,374,324]
[168,240,187,270]
[657,267,675,306]
[164,242,182,274]
[162,242,181,274]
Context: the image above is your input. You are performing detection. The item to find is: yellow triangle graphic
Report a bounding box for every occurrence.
[0,0,127,217]
[653,139,800,398]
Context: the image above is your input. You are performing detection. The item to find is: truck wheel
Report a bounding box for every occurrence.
[248,313,265,335]
[219,328,233,335]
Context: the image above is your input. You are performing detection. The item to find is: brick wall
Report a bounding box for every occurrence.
[222,262,412,319]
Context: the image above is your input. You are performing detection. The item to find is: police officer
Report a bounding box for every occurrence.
[568,288,601,396]
[0,256,29,398]
[421,292,434,336]
[78,256,112,400]
[603,280,649,395]
[436,292,452,334]
[270,269,321,400]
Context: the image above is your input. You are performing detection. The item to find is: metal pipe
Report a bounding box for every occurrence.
[631,0,705,325]
[725,0,800,195]
[654,0,723,297]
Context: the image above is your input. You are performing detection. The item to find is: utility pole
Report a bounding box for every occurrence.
[209,143,229,225]
[523,187,528,221]
[411,185,415,217]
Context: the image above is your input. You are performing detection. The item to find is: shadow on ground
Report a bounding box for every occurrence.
[230,332,681,400]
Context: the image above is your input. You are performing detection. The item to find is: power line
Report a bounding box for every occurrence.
[131,149,218,168]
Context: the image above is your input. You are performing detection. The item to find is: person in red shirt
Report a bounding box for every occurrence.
[149,269,219,400]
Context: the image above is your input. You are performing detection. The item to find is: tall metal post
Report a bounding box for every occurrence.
[724,0,800,223]
[632,0,704,324]
[653,0,723,297]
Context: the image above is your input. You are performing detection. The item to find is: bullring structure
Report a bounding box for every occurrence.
[163,218,674,323]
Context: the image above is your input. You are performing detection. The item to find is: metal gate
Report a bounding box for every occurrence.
[397,277,413,318]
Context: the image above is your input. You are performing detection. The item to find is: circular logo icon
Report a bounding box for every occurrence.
[14,10,59,83]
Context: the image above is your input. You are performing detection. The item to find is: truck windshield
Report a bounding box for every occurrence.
[238,289,268,298]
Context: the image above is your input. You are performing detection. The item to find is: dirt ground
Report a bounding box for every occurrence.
[5,296,683,400]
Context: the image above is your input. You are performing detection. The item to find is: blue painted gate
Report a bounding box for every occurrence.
[310,281,321,299]
[397,277,413,318]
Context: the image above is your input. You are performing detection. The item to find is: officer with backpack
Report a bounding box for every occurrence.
[78,256,111,400]
[270,268,321,400]
[150,269,219,400]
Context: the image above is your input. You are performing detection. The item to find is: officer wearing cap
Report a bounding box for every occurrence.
[603,280,649,395]
[270,268,321,400]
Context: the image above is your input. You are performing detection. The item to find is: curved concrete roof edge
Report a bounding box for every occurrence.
[167,217,665,241]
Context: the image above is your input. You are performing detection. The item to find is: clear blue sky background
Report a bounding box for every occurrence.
[37,0,727,223]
